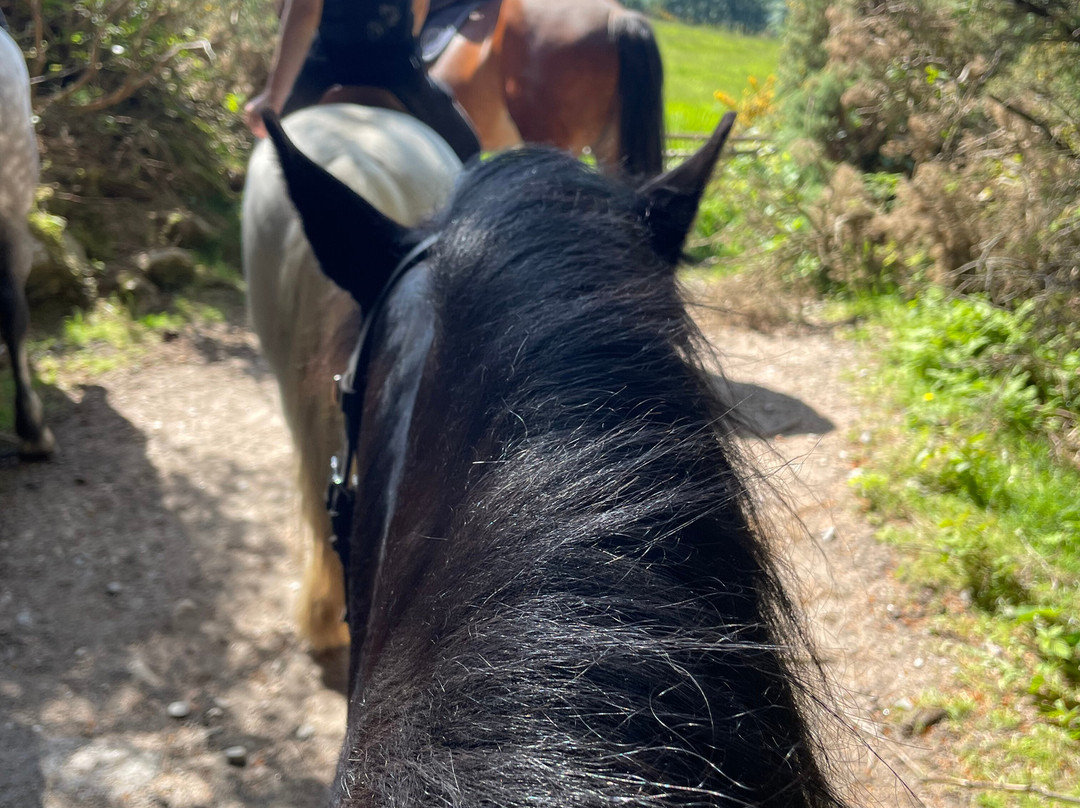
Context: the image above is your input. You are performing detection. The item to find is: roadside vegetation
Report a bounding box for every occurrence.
[658,1,1080,801]
[16,0,274,248]
[0,0,271,435]
[777,4,1080,794]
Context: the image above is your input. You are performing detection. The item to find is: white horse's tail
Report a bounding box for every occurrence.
[242,105,460,649]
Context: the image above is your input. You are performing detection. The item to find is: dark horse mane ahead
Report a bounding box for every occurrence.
[263,115,848,807]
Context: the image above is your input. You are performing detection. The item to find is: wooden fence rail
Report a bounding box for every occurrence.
[664,132,770,159]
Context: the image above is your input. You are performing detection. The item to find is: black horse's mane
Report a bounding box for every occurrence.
[336,149,847,807]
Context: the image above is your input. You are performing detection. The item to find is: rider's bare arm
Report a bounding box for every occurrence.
[245,0,322,137]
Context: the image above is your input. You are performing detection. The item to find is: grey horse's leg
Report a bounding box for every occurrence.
[0,217,54,459]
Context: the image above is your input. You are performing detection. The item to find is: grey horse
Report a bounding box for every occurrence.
[0,24,54,459]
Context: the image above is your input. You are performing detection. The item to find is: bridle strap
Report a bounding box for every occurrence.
[326,233,440,626]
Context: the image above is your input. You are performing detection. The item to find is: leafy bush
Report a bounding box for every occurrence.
[775,3,1079,283]
[2,0,277,262]
[759,0,1080,471]
[741,0,1080,762]
[660,0,776,31]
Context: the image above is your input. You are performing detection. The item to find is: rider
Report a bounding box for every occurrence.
[244,0,480,162]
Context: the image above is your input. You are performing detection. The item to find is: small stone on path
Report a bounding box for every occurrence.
[224,746,248,767]
[295,724,316,741]
[166,701,191,719]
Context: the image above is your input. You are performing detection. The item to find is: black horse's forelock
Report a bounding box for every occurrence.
[336,148,848,807]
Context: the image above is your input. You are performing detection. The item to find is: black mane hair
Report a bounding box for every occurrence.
[334,148,848,808]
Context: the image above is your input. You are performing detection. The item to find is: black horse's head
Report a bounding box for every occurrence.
[263,113,849,808]
[262,110,735,308]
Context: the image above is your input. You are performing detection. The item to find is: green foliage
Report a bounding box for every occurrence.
[850,291,1080,742]
[1022,607,1080,739]
[25,295,226,384]
[2,1,276,260]
[692,141,816,265]
[667,0,1080,775]
[759,0,1080,524]
[773,0,1080,304]
[920,302,1074,430]
[51,297,218,351]
[658,0,779,32]
[649,22,802,271]
[775,0,830,122]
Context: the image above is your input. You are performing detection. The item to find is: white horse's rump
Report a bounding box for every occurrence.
[243,105,460,649]
[0,31,36,226]
[0,27,53,459]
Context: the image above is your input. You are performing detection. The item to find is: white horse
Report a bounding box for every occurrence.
[0,26,54,460]
[242,104,460,649]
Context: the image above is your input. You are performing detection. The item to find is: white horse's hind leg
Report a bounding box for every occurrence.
[0,222,54,459]
[243,105,460,650]
[0,29,53,460]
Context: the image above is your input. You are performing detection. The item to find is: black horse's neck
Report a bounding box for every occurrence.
[330,149,845,808]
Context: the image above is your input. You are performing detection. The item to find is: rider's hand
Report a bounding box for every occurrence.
[245,90,276,138]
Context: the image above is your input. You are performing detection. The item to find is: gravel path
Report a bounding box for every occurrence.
[0,297,968,807]
[1,323,346,807]
[691,294,962,808]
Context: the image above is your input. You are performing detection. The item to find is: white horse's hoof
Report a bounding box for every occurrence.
[18,426,56,461]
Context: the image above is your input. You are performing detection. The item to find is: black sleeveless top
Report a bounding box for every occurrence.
[316,0,417,83]
[320,0,414,53]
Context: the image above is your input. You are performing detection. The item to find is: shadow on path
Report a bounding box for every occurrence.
[708,372,835,438]
[0,331,336,807]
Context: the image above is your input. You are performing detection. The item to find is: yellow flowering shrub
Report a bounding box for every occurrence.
[714,75,777,129]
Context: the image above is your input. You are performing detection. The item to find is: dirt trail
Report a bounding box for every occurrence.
[0,296,965,807]
[1,323,346,807]
[690,291,964,808]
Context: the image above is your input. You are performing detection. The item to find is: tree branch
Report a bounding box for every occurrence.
[67,39,214,115]
[923,774,1080,805]
[988,94,1080,162]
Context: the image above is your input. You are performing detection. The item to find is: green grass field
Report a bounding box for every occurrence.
[653,20,780,135]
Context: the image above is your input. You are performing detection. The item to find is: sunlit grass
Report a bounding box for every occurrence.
[0,296,228,437]
[653,20,780,134]
[838,292,1080,792]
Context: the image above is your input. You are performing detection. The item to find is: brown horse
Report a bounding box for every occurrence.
[426,0,665,175]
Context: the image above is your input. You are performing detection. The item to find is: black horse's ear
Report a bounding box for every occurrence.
[262,110,417,308]
[636,112,736,264]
